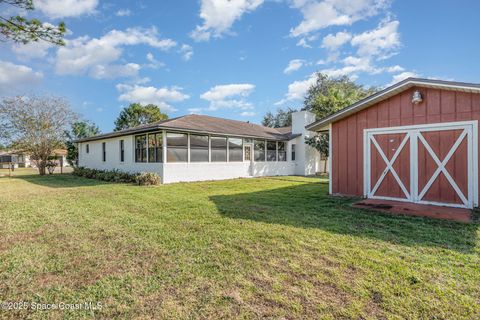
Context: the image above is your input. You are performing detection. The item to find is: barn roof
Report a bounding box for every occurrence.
[306,77,480,132]
[75,114,299,143]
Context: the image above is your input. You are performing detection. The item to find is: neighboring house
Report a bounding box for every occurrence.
[0,149,69,169]
[76,111,322,183]
[0,152,18,169]
[307,78,480,209]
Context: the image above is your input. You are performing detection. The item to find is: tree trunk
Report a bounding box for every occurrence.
[324,157,328,173]
[38,160,46,175]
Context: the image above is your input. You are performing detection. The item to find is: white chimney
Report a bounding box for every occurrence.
[291,111,319,176]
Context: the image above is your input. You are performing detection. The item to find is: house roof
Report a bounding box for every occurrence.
[75,114,300,143]
[306,77,480,132]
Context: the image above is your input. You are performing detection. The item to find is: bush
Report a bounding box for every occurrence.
[73,167,139,184]
[135,172,161,186]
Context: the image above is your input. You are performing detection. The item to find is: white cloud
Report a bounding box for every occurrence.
[275,73,316,105]
[116,84,190,112]
[201,83,254,101]
[188,107,203,114]
[296,38,312,48]
[55,27,176,79]
[284,59,305,74]
[290,0,389,37]
[296,34,318,48]
[34,0,98,18]
[11,40,53,60]
[190,0,264,41]
[89,63,141,79]
[0,60,43,94]
[116,9,131,17]
[146,52,165,69]
[240,111,255,116]
[351,19,400,58]
[321,31,351,51]
[385,65,404,73]
[319,55,407,81]
[200,83,255,111]
[179,44,193,61]
[389,71,418,86]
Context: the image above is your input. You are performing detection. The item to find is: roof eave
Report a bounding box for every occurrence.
[75,125,293,143]
[306,77,480,132]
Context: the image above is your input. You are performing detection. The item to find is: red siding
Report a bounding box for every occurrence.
[331,87,480,198]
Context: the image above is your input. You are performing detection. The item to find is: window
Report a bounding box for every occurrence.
[167,132,188,162]
[190,134,209,162]
[102,142,106,162]
[86,144,89,153]
[267,141,277,161]
[120,140,124,162]
[228,138,243,162]
[291,144,296,161]
[254,140,265,162]
[278,142,286,161]
[148,133,163,163]
[244,145,252,161]
[135,135,147,162]
[211,136,227,162]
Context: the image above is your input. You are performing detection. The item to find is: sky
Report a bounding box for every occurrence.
[1,0,480,133]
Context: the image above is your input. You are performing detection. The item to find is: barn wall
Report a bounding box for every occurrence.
[331,86,480,196]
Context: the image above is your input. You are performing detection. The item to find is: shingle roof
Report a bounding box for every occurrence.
[75,114,298,143]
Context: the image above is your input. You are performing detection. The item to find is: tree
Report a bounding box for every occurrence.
[65,120,100,167]
[304,72,376,119]
[262,107,297,128]
[114,103,168,131]
[303,73,377,164]
[305,134,329,172]
[0,0,66,45]
[0,96,76,175]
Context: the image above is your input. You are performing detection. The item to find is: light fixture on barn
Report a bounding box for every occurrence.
[412,90,423,104]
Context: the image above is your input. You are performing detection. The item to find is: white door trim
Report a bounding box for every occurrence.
[364,120,478,209]
[369,133,411,199]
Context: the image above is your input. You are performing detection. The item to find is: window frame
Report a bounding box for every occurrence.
[189,134,209,162]
[278,141,287,161]
[148,132,163,163]
[266,140,277,162]
[291,144,296,161]
[135,134,147,163]
[210,136,228,162]
[166,132,188,163]
[254,139,266,162]
[119,140,124,162]
[86,144,89,154]
[102,142,106,162]
[228,137,243,162]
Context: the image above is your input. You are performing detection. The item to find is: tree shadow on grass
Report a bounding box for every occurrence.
[209,181,479,253]
[4,174,107,188]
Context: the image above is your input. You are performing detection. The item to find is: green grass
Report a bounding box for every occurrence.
[0,170,479,319]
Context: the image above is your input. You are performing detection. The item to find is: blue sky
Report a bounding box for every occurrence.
[1,0,480,132]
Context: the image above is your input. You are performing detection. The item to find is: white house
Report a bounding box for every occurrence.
[76,111,323,183]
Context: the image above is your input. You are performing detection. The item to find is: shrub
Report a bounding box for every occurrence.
[135,172,161,186]
[73,167,139,184]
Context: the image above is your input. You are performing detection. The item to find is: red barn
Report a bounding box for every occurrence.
[307,78,480,209]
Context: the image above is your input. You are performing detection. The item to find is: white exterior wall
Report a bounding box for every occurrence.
[77,111,320,183]
[163,161,296,183]
[78,135,164,177]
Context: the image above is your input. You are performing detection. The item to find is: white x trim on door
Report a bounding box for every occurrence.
[417,130,468,206]
[364,121,478,209]
[369,133,411,199]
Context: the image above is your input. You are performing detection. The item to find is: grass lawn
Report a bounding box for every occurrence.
[0,169,479,319]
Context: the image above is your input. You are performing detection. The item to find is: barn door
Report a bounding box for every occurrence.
[364,121,478,209]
